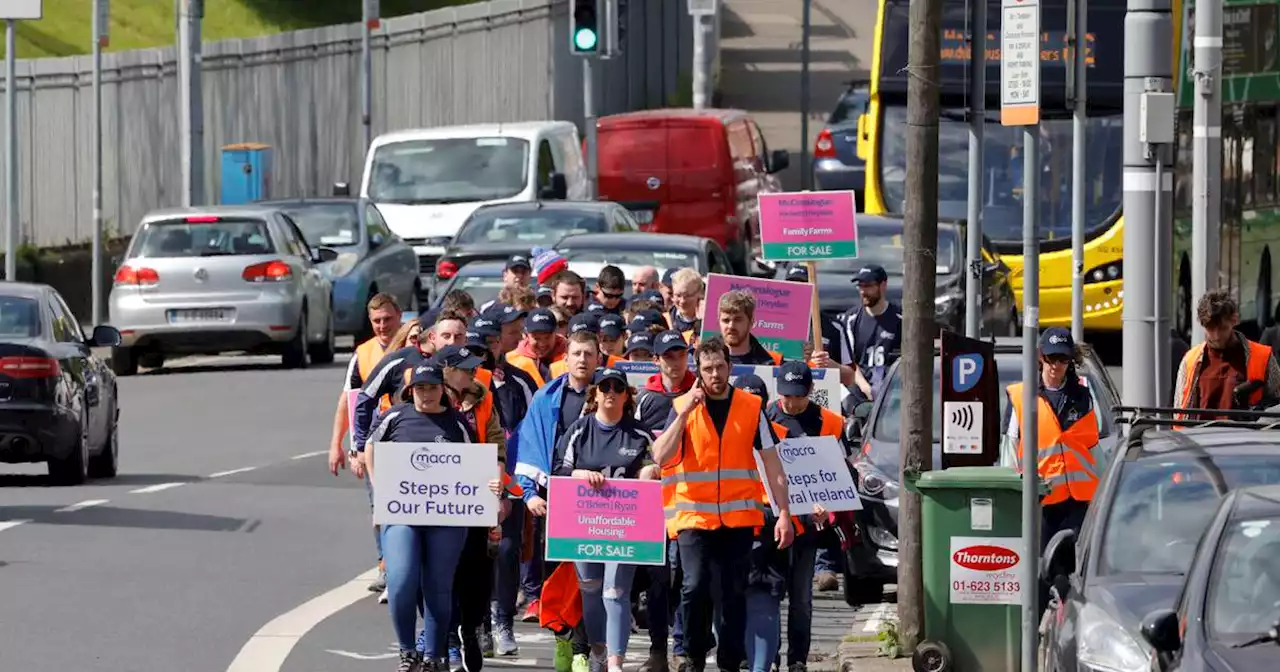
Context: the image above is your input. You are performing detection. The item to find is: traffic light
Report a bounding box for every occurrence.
[571,0,600,55]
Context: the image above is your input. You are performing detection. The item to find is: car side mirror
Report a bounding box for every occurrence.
[845,401,874,444]
[769,149,790,174]
[540,173,568,200]
[1140,608,1181,654]
[332,182,351,197]
[89,325,122,348]
[856,115,870,160]
[313,247,339,263]
[1040,528,1077,584]
[369,232,385,249]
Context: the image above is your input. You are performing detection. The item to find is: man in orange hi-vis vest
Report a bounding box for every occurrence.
[652,336,793,672]
[1173,289,1280,418]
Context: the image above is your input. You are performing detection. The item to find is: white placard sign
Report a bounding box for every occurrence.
[942,400,983,454]
[1000,0,1040,126]
[949,536,1025,605]
[372,442,499,526]
[0,0,42,20]
[754,435,861,515]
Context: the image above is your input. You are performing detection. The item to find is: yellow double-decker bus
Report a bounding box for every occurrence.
[855,0,1131,331]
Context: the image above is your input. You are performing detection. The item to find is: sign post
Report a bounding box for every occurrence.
[939,329,1000,469]
[2,0,40,282]
[91,0,107,325]
[1001,0,1042,667]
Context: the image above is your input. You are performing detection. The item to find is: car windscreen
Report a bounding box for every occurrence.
[558,248,698,274]
[871,356,1109,444]
[806,227,960,276]
[132,218,275,258]
[278,203,360,248]
[1100,456,1280,576]
[456,211,608,247]
[1207,513,1280,641]
[368,137,530,204]
[0,296,40,338]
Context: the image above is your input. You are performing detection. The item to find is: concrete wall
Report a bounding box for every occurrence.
[0,0,704,249]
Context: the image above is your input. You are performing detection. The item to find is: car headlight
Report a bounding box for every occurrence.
[935,291,961,317]
[1085,261,1123,283]
[1077,603,1150,672]
[868,524,898,550]
[325,252,360,278]
[856,464,900,503]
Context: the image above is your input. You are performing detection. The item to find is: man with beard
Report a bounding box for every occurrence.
[715,290,783,366]
[1174,289,1280,415]
[835,264,902,405]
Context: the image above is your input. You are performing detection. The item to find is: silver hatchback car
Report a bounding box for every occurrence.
[108,206,338,375]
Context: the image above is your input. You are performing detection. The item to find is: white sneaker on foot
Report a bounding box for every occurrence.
[378,588,389,604]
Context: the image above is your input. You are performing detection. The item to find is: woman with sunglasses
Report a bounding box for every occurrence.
[552,367,660,672]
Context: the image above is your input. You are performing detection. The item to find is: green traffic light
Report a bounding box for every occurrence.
[574,27,598,51]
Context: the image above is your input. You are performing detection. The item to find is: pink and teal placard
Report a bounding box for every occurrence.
[545,476,666,565]
[701,273,814,360]
[758,191,859,261]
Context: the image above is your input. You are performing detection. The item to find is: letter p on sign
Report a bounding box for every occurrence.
[952,353,983,393]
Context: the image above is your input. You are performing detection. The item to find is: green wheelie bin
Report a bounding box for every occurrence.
[907,466,1037,672]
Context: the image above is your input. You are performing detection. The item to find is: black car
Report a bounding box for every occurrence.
[1142,484,1280,671]
[775,215,1019,348]
[1040,416,1280,672]
[554,231,737,281]
[435,201,642,283]
[0,282,123,484]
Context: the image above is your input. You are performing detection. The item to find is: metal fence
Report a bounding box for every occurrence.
[0,0,708,248]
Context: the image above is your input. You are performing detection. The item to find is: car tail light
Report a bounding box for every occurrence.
[814,129,836,159]
[242,260,293,283]
[114,265,160,286]
[436,260,459,280]
[0,356,61,378]
[186,215,220,223]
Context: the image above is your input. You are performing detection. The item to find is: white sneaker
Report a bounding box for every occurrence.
[378,588,389,604]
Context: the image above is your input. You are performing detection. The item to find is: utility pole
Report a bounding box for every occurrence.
[800,0,812,190]
[4,19,16,282]
[690,1,714,109]
[964,0,987,339]
[361,0,378,156]
[897,0,942,651]
[583,57,597,198]
[1191,0,1221,346]
[1069,0,1087,343]
[91,0,108,325]
[1122,0,1173,408]
[177,0,204,207]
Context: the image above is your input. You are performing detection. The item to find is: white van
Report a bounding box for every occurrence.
[353,121,590,282]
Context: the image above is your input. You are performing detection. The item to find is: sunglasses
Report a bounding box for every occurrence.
[598,379,627,395]
[601,290,624,300]
[1043,355,1072,365]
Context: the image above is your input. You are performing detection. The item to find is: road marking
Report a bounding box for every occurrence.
[226,567,379,672]
[55,499,109,513]
[291,451,326,460]
[130,482,186,494]
[0,519,30,532]
[325,650,397,661]
[209,466,258,478]
[862,602,892,633]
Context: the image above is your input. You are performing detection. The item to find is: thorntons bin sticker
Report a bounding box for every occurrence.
[948,536,1024,605]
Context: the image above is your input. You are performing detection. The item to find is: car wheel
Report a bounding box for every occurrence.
[49,407,90,485]
[309,307,336,364]
[281,311,309,369]
[88,404,119,479]
[110,346,138,376]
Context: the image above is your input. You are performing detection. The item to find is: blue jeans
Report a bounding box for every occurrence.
[814,527,843,574]
[744,590,781,672]
[366,473,383,562]
[492,498,525,625]
[520,514,545,599]
[786,533,819,664]
[575,561,638,656]
[669,540,686,656]
[383,525,466,655]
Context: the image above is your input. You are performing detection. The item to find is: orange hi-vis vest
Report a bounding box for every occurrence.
[662,390,767,536]
[475,367,493,390]
[1175,340,1273,417]
[1007,382,1102,506]
[757,405,843,535]
[760,422,806,535]
[549,354,624,380]
[504,350,565,389]
[355,338,394,412]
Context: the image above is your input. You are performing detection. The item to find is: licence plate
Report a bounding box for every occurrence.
[633,210,654,224]
[167,308,233,323]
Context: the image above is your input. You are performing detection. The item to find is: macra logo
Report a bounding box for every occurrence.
[953,545,1019,571]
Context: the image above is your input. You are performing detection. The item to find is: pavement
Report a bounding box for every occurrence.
[0,339,896,672]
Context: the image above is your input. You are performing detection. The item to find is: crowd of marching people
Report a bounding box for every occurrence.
[326,248,905,672]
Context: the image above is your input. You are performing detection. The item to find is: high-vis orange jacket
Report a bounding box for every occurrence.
[1007,382,1102,505]
[760,422,806,535]
[355,338,394,411]
[1175,340,1273,415]
[661,391,768,536]
[505,351,565,389]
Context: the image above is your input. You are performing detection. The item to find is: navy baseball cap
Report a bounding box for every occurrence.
[653,329,688,355]
[855,264,889,284]
[625,332,654,355]
[417,307,441,331]
[506,254,532,271]
[484,303,526,325]
[526,308,557,334]
[465,329,488,348]
[639,289,665,303]
[568,313,600,335]
[434,344,485,370]
[734,374,770,404]
[536,285,553,300]
[585,301,607,315]
[593,367,628,387]
[403,362,444,399]
[785,265,810,283]
[1039,327,1075,357]
[776,360,814,397]
[661,268,677,287]
[598,313,625,339]
[470,314,500,338]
